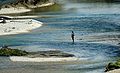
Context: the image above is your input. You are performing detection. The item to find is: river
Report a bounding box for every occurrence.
[0,0,120,73]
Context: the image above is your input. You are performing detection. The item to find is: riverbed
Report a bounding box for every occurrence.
[0,1,120,73]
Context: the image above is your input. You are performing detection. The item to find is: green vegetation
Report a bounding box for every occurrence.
[105,60,120,72]
[0,47,28,56]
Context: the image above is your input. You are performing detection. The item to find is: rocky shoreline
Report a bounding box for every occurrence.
[0,0,55,14]
[1,0,54,9]
[105,60,120,73]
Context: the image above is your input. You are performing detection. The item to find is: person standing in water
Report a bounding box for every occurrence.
[71,31,75,44]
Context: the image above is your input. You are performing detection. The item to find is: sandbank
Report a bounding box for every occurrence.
[10,56,79,62]
[106,69,120,73]
[0,19,42,35]
[0,7,31,14]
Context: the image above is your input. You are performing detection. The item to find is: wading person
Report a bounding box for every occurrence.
[71,31,75,44]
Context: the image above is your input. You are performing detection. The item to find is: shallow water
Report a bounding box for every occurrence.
[0,1,120,73]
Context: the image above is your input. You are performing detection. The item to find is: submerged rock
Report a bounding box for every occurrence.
[27,50,75,58]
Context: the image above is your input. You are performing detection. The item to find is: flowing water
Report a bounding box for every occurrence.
[0,0,120,73]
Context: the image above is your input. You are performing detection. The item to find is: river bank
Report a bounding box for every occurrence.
[0,2,55,14]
